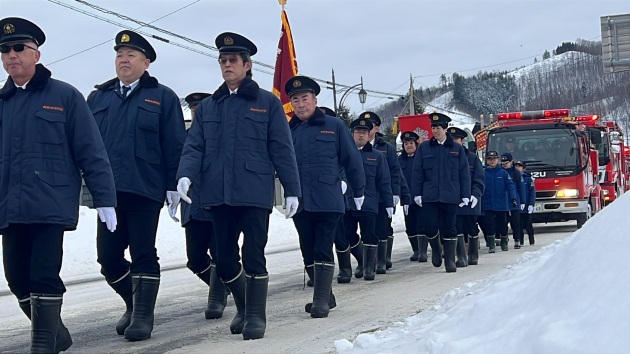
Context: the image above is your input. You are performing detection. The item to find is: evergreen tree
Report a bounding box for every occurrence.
[543,50,551,60]
[337,105,354,127]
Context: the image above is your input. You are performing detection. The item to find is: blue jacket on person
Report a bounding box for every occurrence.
[87,71,186,203]
[504,165,526,210]
[289,108,365,213]
[0,64,116,230]
[180,123,213,226]
[457,147,485,216]
[398,151,416,206]
[482,165,517,212]
[177,77,301,210]
[522,172,536,208]
[411,134,471,205]
[373,133,401,200]
[346,142,393,214]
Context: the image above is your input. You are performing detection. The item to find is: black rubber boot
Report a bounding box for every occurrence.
[309,262,335,318]
[443,238,457,273]
[224,271,246,335]
[375,239,387,274]
[408,235,420,261]
[455,235,468,268]
[205,264,229,319]
[19,297,31,318]
[529,234,535,245]
[124,274,160,341]
[427,233,442,267]
[336,248,352,284]
[417,235,428,262]
[306,264,314,287]
[30,294,73,354]
[350,241,364,278]
[305,262,336,314]
[514,239,521,249]
[386,236,394,269]
[242,274,268,340]
[500,236,509,251]
[363,244,378,281]
[108,272,133,335]
[488,236,496,253]
[468,236,479,265]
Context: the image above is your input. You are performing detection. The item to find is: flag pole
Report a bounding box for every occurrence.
[278,0,287,10]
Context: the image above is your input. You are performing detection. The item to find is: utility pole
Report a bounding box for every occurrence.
[332,68,338,114]
[409,74,415,115]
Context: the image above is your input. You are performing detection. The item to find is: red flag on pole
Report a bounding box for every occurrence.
[272,9,298,121]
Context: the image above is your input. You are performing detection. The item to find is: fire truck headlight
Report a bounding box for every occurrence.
[556,189,579,198]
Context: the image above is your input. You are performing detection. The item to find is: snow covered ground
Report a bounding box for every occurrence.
[424,91,475,125]
[336,192,630,354]
[0,204,407,294]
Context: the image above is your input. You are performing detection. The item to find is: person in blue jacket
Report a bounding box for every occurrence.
[398,131,427,262]
[344,117,393,281]
[179,92,230,321]
[515,161,536,245]
[0,17,117,352]
[176,32,301,340]
[362,112,401,273]
[449,127,485,266]
[87,30,187,341]
[412,113,471,273]
[501,153,526,250]
[481,151,517,253]
[285,76,365,318]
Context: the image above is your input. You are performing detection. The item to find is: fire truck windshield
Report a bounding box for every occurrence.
[593,128,611,166]
[487,129,579,170]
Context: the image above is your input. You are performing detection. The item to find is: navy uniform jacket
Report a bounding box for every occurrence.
[0,64,116,230]
[457,147,485,216]
[373,134,401,199]
[482,165,517,212]
[87,71,186,203]
[522,172,536,208]
[346,142,393,214]
[504,166,526,210]
[180,125,212,226]
[289,108,364,213]
[177,77,301,210]
[398,152,415,206]
[412,134,471,204]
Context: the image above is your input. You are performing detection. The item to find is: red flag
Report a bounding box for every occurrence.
[272,10,298,121]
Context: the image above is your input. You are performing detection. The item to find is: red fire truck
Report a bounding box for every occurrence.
[485,109,602,229]
[602,121,626,203]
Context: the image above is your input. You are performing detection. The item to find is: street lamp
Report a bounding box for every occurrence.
[338,76,367,113]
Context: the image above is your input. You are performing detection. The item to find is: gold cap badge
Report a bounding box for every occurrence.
[3,23,15,35]
[404,133,410,137]
[359,120,366,126]
[365,113,371,118]
[450,128,456,133]
[432,115,439,121]
[121,34,130,43]
[293,80,301,88]
[224,36,234,45]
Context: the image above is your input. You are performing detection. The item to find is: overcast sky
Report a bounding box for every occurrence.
[1,0,628,114]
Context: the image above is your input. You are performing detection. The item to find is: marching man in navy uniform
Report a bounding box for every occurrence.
[0,17,117,352]
[87,30,187,341]
[285,76,365,317]
[411,113,471,273]
[449,127,485,266]
[362,111,401,273]
[176,32,301,340]
[179,92,230,320]
[344,117,393,281]
[398,131,423,261]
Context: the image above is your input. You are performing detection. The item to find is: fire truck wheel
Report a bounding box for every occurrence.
[576,204,592,229]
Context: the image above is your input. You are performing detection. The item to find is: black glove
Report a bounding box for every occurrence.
[511,199,518,208]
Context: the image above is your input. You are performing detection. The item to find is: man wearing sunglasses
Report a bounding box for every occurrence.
[87,30,186,341]
[176,32,301,340]
[0,17,117,352]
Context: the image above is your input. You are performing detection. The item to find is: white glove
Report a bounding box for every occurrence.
[386,207,394,218]
[354,196,365,210]
[528,205,534,214]
[341,181,347,194]
[459,197,470,207]
[393,195,400,205]
[97,207,117,233]
[414,196,422,207]
[520,204,525,211]
[403,205,409,216]
[470,196,478,209]
[285,196,299,219]
[166,191,180,222]
[177,177,192,204]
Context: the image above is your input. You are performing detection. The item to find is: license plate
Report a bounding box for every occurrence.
[534,204,543,212]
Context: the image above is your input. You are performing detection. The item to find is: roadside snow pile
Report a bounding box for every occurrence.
[336,192,630,354]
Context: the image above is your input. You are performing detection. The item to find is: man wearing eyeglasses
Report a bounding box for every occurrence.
[87,30,186,341]
[0,17,116,352]
[176,32,301,340]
